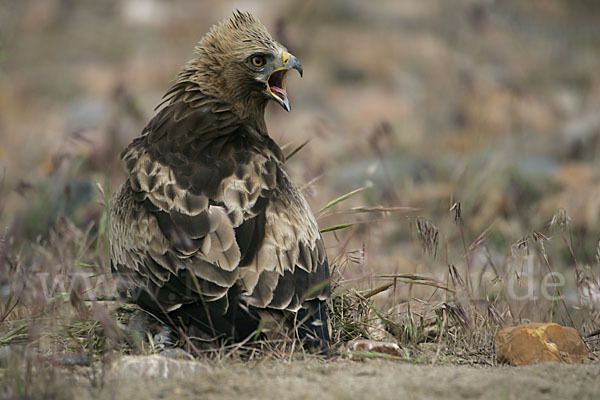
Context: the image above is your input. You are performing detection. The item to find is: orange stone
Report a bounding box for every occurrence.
[495,322,590,366]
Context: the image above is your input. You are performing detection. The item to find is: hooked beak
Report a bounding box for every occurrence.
[267,51,303,112]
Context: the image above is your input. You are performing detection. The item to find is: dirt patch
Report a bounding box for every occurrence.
[76,360,600,400]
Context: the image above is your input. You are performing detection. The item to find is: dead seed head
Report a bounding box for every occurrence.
[550,208,571,230]
[445,302,471,330]
[511,234,530,257]
[415,217,439,257]
[448,264,466,289]
[532,231,550,243]
[450,201,462,222]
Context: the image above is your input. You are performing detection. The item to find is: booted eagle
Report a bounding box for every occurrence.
[110,11,330,351]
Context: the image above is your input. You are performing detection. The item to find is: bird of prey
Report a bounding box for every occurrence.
[110,11,330,351]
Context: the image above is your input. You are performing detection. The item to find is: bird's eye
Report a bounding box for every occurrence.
[250,55,265,67]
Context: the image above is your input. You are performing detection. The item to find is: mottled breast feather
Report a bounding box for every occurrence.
[110,78,330,316]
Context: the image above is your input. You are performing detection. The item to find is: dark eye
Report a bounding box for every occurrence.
[250,55,265,67]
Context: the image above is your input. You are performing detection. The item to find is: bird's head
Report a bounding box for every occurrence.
[188,11,303,118]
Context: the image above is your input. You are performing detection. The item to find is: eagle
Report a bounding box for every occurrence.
[109,11,330,352]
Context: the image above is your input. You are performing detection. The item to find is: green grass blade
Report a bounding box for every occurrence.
[318,186,367,215]
[285,139,310,162]
[320,223,353,233]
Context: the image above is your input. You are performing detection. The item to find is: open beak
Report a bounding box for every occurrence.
[267,51,303,112]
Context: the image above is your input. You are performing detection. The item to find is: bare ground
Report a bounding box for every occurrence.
[72,359,600,400]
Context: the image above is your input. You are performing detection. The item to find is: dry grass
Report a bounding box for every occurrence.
[4,139,600,397]
[325,203,600,362]
[2,0,600,397]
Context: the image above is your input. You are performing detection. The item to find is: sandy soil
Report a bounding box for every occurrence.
[78,359,600,400]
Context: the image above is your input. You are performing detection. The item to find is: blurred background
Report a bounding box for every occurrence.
[2,0,600,324]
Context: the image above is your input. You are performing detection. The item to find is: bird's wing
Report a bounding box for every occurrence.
[111,82,329,313]
[238,172,330,311]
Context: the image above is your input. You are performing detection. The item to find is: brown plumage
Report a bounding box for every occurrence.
[110,11,330,350]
